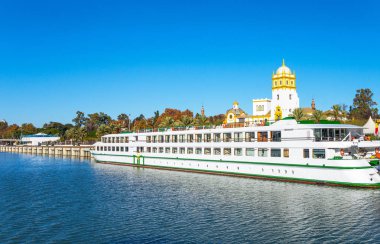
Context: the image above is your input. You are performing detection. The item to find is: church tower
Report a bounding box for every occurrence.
[270,59,300,120]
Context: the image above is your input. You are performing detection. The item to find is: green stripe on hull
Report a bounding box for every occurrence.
[91,153,373,170]
[94,159,380,189]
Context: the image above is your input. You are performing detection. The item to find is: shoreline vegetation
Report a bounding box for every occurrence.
[0,88,378,144]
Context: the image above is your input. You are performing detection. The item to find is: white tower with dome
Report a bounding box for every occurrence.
[270,59,300,120]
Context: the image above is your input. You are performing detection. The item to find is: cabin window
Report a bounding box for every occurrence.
[135,136,138,141]
[245,132,255,142]
[102,138,106,143]
[234,132,243,142]
[246,148,255,156]
[205,134,211,142]
[116,137,120,143]
[271,131,281,142]
[196,134,202,142]
[223,133,232,142]
[313,149,325,159]
[303,149,309,158]
[187,134,194,143]
[258,148,268,157]
[104,147,107,151]
[120,137,125,143]
[158,135,164,143]
[108,138,111,143]
[204,148,211,155]
[179,135,185,143]
[112,147,115,151]
[180,147,185,154]
[172,147,178,154]
[108,146,111,151]
[159,147,164,153]
[147,147,151,153]
[112,137,115,143]
[187,148,194,154]
[116,147,119,152]
[165,147,170,153]
[314,129,322,141]
[165,135,170,143]
[126,147,129,152]
[96,146,99,151]
[100,146,103,151]
[224,148,232,155]
[257,132,268,142]
[213,133,221,142]
[172,135,178,143]
[195,148,202,154]
[271,149,281,157]
[283,148,289,157]
[152,136,157,143]
[234,148,243,156]
[153,147,157,153]
[214,148,221,155]
[126,137,129,143]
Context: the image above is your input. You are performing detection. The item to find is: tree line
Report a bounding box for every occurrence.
[0,109,225,143]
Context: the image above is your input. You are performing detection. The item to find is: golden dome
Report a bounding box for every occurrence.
[276,59,292,75]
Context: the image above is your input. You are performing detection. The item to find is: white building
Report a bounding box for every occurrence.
[21,133,60,146]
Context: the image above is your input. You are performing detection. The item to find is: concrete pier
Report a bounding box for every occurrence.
[0,145,94,158]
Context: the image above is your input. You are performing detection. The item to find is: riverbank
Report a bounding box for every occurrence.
[0,145,93,158]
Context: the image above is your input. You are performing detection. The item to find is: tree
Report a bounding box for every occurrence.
[195,115,209,126]
[159,117,175,128]
[331,104,342,121]
[65,127,87,144]
[72,111,86,127]
[291,108,304,121]
[96,124,112,139]
[180,115,194,127]
[351,88,378,120]
[312,110,324,123]
[117,113,130,128]
[20,123,37,135]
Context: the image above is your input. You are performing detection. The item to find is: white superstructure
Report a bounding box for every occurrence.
[91,119,380,188]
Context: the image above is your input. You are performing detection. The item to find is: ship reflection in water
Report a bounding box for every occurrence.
[0,153,379,243]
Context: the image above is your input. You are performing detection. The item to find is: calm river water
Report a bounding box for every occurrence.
[0,153,379,243]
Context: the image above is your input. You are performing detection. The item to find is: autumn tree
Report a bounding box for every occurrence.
[351,88,378,120]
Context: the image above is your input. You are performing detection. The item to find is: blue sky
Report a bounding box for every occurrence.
[1,0,379,126]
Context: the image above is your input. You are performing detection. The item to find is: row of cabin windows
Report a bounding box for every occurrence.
[145,147,291,158]
[101,137,131,143]
[146,131,281,143]
[314,128,348,141]
[97,146,129,152]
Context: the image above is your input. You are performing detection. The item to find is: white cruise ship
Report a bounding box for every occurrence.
[91,119,380,188]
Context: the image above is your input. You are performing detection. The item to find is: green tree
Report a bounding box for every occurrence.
[351,88,378,120]
[195,115,209,126]
[312,110,324,123]
[117,113,130,128]
[331,104,342,121]
[65,127,87,145]
[20,123,38,135]
[72,111,86,127]
[96,124,112,139]
[159,117,175,128]
[291,108,304,121]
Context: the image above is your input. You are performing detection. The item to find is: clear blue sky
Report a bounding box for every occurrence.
[1,0,379,126]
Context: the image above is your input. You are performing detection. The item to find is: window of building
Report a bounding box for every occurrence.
[179,135,185,143]
[165,135,170,143]
[303,149,309,158]
[258,148,268,157]
[313,149,325,159]
[245,132,255,142]
[165,147,170,153]
[158,135,164,143]
[284,148,289,157]
[224,148,232,155]
[234,148,243,156]
[214,148,221,155]
[195,148,202,154]
[187,148,194,154]
[286,80,288,85]
[196,134,202,142]
[234,132,243,142]
[172,147,178,154]
[271,149,281,157]
[257,132,268,142]
[172,135,178,143]
[246,148,255,156]
[271,131,281,142]
[289,94,292,100]
[277,94,279,100]
[205,134,211,142]
[180,147,185,154]
[187,134,194,143]
[213,133,221,142]
[204,148,211,155]
[223,133,232,142]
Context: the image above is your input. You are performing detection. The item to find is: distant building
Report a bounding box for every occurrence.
[225,60,300,125]
[21,133,60,146]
